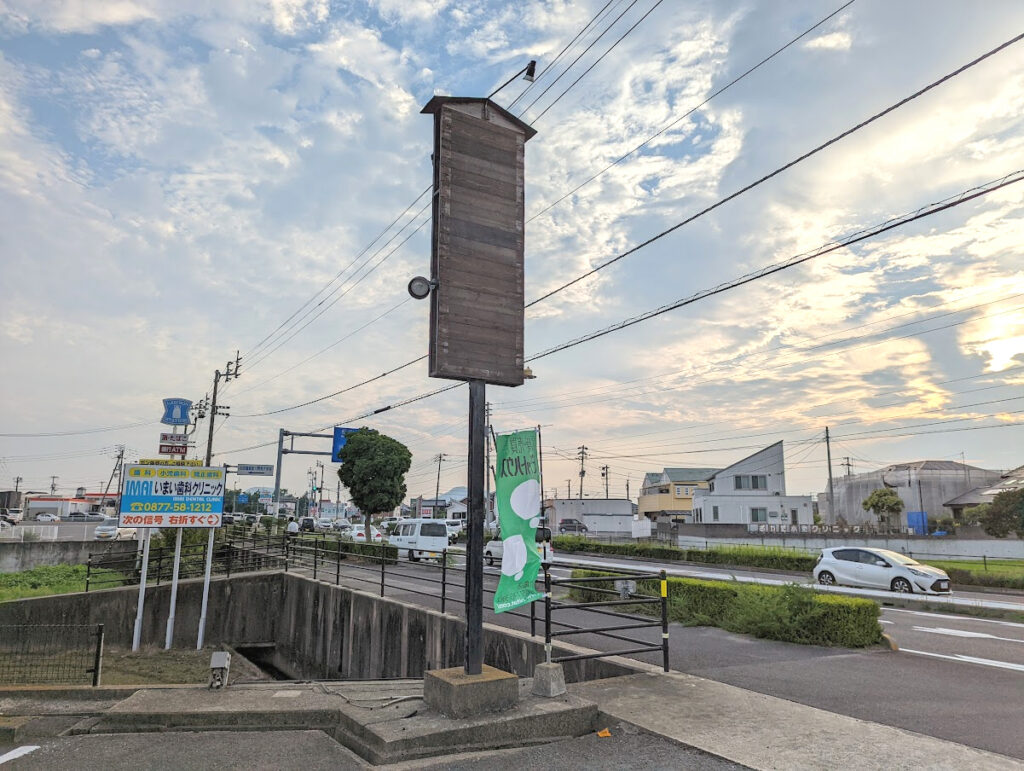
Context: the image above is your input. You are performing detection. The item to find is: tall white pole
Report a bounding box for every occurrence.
[196,526,215,649]
[132,527,151,652]
[164,527,183,649]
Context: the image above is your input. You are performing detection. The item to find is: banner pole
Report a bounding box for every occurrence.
[196,526,215,649]
[164,527,183,649]
[132,527,151,652]
[465,379,486,675]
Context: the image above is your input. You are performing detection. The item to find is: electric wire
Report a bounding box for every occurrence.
[525,30,1024,307]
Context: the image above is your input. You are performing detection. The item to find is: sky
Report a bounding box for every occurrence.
[1,0,1022,505]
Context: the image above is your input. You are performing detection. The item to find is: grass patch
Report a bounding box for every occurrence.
[0,564,126,602]
[553,536,817,572]
[100,648,269,685]
[925,559,1024,590]
[570,569,883,648]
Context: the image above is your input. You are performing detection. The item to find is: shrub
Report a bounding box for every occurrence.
[552,537,816,572]
[568,569,882,648]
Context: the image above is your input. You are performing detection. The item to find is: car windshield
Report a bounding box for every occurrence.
[100,517,117,525]
[875,550,919,565]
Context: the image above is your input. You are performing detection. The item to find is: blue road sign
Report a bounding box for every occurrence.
[161,398,193,426]
[332,427,359,463]
[238,494,249,504]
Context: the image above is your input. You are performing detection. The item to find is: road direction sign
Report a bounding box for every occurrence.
[118,464,225,528]
[332,427,358,463]
[237,464,274,476]
[237,494,249,504]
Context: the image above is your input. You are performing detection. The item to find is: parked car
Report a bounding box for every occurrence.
[65,512,86,522]
[814,547,951,595]
[332,519,353,533]
[349,524,384,543]
[379,517,400,531]
[484,527,554,567]
[388,518,449,561]
[222,513,235,525]
[299,516,316,533]
[557,518,588,535]
[34,512,60,523]
[94,517,137,541]
[315,517,335,532]
[444,519,464,544]
[3,508,24,523]
[85,512,105,522]
[244,514,259,525]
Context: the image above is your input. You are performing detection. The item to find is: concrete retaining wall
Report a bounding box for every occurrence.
[0,572,636,684]
[0,539,138,573]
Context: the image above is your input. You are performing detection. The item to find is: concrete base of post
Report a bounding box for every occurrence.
[531,662,566,698]
[423,665,518,718]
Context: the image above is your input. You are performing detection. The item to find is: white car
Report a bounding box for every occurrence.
[814,547,951,595]
[93,517,137,541]
[314,517,335,531]
[444,519,464,544]
[388,518,449,561]
[349,524,384,542]
[35,512,60,523]
[484,527,554,567]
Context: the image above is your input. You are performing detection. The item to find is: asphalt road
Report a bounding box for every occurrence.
[293,552,1024,759]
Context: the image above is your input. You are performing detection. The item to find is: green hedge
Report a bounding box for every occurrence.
[569,569,882,648]
[941,567,1024,591]
[315,537,398,565]
[553,536,817,572]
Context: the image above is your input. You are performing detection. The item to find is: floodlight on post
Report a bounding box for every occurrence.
[488,59,538,99]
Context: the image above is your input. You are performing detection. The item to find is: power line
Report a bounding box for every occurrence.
[526,170,1024,360]
[526,30,1024,307]
[0,419,158,439]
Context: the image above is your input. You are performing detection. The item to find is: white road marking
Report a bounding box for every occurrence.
[0,746,40,765]
[882,607,1024,628]
[901,648,1024,673]
[878,619,893,625]
[911,626,1024,644]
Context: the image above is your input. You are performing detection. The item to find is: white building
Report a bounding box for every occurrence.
[544,498,641,535]
[692,442,813,528]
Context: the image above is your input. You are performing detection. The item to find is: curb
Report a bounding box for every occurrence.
[881,632,899,651]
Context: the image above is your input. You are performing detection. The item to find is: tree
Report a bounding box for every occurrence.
[862,488,904,527]
[336,428,412,541]
[979,488,1024,538]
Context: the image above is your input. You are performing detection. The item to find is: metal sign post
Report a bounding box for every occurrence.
[196,526,215,649]
[164,527,183,649]
[131,527,151,652]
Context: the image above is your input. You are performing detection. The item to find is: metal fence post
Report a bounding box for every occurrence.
[336,542,341,585]
[85,555,93,593]
[530,600,536,638]
[156,548,164,586]
[91,624,105,687]
[226,545,233,579]
[380,546,386,597]
[441,549,447,613]
[660,569,669,673]
[544,564,552,664]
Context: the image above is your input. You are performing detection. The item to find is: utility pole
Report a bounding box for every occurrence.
[50,476,59,494]
[566,479,571,499]
[577,445,588,500]
[205,351,241,466]
[601,465,609,498]
[825,427,836,521]
[434,453,447,516]
[626,475,630,501]
[13,476,22,493]
[841,457,852,477]
[316,460,325,513]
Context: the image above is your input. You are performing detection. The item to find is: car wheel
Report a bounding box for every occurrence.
[409,550,419,562]
[485,552,494,567]
[817,571,836,586]
[892,577,913,593]
[559,528,566,534]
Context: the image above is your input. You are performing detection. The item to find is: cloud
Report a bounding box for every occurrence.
[804,31,852,51]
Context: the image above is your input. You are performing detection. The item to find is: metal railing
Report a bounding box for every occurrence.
[543,565,669,671]
[0,624,104,686]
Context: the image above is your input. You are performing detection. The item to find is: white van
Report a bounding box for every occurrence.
[389,518,450,562]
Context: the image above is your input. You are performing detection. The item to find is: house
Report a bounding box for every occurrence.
[818,460,1002,528]
[692,442,812,527]
[943,464,1024,520]
[638,468,720,522]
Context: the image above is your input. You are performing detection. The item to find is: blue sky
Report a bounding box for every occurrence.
[1,0,1022,501]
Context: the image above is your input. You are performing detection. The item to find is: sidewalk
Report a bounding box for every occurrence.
[570,670,1023,770]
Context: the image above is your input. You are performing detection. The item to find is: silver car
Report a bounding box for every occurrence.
[94,517,137,541]
[814,547,951,595]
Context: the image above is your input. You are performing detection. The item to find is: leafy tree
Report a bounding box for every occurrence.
[979,488,1024,538]
[862,488,904,527]
[337,428,412,540]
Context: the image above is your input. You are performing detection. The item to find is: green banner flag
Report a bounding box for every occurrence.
[493,429,545,613]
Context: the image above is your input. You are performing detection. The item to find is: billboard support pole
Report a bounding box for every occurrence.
[164,527,183,649]
[132,528,151,652]
[465,379,486,675]
[196,526,215,650]
[273,429,285,516]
